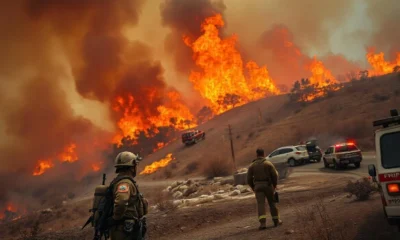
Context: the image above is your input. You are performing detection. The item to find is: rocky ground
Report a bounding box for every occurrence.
[2,173,400,240]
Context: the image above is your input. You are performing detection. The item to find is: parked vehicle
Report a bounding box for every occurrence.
[304,139,322,163]
[181,129,205,146]
[322,142,362,169]
[266,145,309,167]
[368,109,400,230]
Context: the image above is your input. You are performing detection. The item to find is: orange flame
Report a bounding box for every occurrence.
[139,153,175,175]
[184,14,280,114]
[153,142,165,152]
[0,203,20,221]
[32,142,78,176]
[308,57,338,87]
[367,48,400,75]
[91,163,101,172]
[32,159,54,176]
[58,143,78,163]
[113,91,196,145]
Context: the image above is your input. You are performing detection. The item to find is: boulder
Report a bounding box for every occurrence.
[233,172,247,186]
[213,194,226,200]
[213,177,223,182]
[172,191,183,199]
[183,185,198,197]
[217,190,225,194]
[229,190,241,196]
[178,185,189,191]
[41,208,53,214]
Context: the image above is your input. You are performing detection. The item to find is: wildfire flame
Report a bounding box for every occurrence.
[58,143,78,163]
[184,14,280,114]
[139,153,175,175]
[32,159,54,176]
[32,142,79,176]
[91,163,101,172]
[153,142,165,152]
[113,91,196,145]
[0,203,20,222]
[367,48,400,75]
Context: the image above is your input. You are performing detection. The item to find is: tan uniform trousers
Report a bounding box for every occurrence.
[254,182,279,222]
[110,224,142,240]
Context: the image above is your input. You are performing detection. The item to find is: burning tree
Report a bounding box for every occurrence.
[359,70,369,80]
[217,94,243,109]
[196,106,214,124]
[290,78,341,102]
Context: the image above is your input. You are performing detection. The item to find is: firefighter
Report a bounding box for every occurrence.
[110,151,148,240]
[247,148,283,230]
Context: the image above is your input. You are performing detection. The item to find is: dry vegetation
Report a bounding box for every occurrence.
[344,177,379,201]
[152,191,178,213]
[201,153,233,179]
[294,198,347,240]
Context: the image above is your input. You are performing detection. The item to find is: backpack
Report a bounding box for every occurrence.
[82,174,148,240]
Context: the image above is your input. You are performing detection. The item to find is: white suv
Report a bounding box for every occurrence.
[266,145,309,167]
[369,109,400,230]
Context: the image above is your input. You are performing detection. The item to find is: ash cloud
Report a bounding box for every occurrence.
[160,0,226,75]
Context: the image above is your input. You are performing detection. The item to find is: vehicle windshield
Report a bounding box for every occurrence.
[183,132,194,137]
[335,144,358,153]
[296,146,306,151]
[381,131,400,169]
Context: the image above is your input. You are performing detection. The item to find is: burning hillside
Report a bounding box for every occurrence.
[0,0,399,222]
[184,14,280,114]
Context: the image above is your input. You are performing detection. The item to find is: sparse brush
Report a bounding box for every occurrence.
[202,156,232,179]
[164,169,173,179]
[294,198,346,240]
[153,192,178,212]
[372,93,390,102]
[186,162,199,174]
[344,177,378,201]
[19,220,42,240]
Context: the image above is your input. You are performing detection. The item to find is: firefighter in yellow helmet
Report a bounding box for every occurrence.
[109,151,148,240]
[247,148,283,230]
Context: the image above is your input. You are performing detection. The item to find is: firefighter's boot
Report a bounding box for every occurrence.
[258,221,267,230]
[273,219,283,227]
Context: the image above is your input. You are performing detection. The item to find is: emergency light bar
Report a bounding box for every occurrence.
[373,109,400,128]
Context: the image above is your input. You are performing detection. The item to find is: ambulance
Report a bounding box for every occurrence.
[368,109,400,230]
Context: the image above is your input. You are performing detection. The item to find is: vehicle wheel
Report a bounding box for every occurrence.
[354,162,360,168]
[323,158,329,168]
[288,158,296,167]
[333,160,340,170]
[202,134,205,140]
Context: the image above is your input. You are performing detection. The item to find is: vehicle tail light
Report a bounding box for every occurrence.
[295,151,301,155]
[387,183,400,193]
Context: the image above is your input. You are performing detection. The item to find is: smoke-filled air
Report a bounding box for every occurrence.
[0,0,399,220]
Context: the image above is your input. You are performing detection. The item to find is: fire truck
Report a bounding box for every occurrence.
[368,109,400,230]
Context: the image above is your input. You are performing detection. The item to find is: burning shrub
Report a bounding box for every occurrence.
[289,78,341,102]
[344,177,378,201]
[202,155,232,179]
